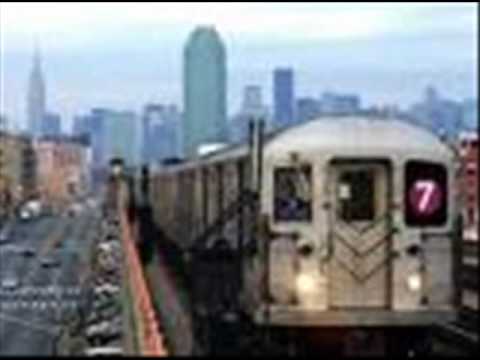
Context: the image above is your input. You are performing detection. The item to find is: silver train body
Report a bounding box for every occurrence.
[146,116,459,347]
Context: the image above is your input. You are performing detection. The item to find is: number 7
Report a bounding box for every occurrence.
[415,180,435,212]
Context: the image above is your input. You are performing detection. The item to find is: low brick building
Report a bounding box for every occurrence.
[0,131,37,220]
[35,135,90,211]
[457,131,478,241]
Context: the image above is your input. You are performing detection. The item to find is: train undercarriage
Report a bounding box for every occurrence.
[193,311,434,356]
[187,251,435,357]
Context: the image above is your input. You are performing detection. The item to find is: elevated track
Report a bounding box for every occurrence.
[435,240,478,355]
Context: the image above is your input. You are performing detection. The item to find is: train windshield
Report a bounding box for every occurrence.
[338,169,376,222]
[274,166,312,222]
[405,161,448,227]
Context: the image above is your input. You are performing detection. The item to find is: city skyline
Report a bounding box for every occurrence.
[0,2,477,131]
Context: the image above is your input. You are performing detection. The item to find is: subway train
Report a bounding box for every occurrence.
[137,116,462,355]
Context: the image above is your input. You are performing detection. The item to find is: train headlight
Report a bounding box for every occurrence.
[296,273,316,294]
[407,273,422,292]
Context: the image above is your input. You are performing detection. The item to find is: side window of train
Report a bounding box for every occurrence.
[337,170,376,222]
[274,166,312,222]
[405,161,448,227]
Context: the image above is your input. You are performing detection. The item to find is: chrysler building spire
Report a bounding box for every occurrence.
[34,40,41,70]
[27,41,46,138]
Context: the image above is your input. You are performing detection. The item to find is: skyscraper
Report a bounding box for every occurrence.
[142,104,164,163]
[242,85,263,112]
[41,112,61,137]
[73,115,92,138]
[103,110,140,167]
[84,108,108,168]
[320,92,361,115]
[230,85,269,143]
[296,97,321,124]
[273,68,294,129]
[0,114,8,132]
[183,26,227,157]
[142,103,182,164]
[461,98,478,131]
[27,45,46,138]
[408,86,463,139]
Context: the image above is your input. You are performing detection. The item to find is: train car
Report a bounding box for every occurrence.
[146,116,460,355]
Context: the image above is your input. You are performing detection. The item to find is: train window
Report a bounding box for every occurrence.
[405,161,447,227]
[274,166,312,222]
[338,170,375,221]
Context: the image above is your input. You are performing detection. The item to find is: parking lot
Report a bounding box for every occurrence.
[59,212,128,355]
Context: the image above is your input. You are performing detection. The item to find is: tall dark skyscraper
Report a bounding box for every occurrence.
[27,45,46,138]
[183,26,227,157]
[273,68,294,129]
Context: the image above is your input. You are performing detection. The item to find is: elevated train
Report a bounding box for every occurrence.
[138,116,461,355]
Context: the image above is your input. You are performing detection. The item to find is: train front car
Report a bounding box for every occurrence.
[245,117,458,355]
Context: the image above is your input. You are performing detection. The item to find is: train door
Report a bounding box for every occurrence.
[327,160,393,309]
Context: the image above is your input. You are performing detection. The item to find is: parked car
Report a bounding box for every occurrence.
[1,277,20,291]
[85,317,122,339]
[21,246,36,257]
[41,256,60,268]
[19,209,32,221]
[86,303,121,326]
[0,223,13,243]
[94,283,120,296]
[0,231,10,244]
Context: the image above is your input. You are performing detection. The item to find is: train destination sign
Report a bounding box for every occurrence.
[408,179,443,217]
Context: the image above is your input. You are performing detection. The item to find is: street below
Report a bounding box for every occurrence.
[0,211,98,356]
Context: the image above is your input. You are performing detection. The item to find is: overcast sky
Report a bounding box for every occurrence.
[0,2,477,131]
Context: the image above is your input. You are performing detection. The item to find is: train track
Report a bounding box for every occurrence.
[435,241,479,355]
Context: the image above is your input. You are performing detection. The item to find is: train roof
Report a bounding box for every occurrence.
[265,116,454,160]
[158,116,454,172]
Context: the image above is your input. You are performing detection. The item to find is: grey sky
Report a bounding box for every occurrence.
[0,2,477,131]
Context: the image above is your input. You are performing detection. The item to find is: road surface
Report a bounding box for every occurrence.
[0,212,98,355]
